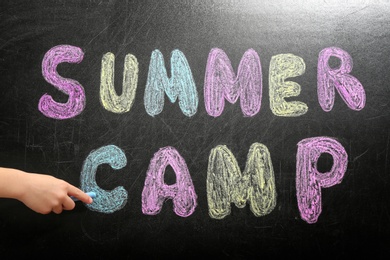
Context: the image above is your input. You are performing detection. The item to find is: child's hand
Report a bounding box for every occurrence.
[0,168,93,214]
[18,173,93,214]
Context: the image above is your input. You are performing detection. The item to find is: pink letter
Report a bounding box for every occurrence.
[296,137,348,224]
[38,45,85,119]
[142,146,197,217]
[204,48,262,117]
[317,47,365,111]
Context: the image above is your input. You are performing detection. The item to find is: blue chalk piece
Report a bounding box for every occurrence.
[71,191,96,201]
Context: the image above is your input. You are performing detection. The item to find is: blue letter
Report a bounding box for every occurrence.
[80,145,128,213]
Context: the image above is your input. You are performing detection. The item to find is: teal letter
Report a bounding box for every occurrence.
[144,49,198,117]
[80,145,128,213]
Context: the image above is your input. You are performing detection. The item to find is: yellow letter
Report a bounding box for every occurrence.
[269,53,307,117]
[207,143,276,219]
[100,52,138,113]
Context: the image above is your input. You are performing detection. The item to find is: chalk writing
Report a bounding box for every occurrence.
[39,45,86,119]
[269,53,308,116]
[37,45,363,223]
[296,137,348,224]
[80,145,128,213]
[142,146,197,217]
[76,138,346,222]
[144,49,198,117]
[317,47,366,111]
[207,143,276,219]
[39,45,365,119]
[100,52,139,113]
[204,48,262,117]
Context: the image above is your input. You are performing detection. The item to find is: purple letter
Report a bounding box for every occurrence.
[39,45,86,119]
[204,48,262,117]
[142,146,197,217]
[296,137,348,224]
[317,47,365,111]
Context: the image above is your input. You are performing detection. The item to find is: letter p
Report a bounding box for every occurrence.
[296,137,348,224]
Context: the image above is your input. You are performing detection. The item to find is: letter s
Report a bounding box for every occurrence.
[38,45,86,119]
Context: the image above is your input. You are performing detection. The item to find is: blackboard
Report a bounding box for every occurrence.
[1,0,389,258]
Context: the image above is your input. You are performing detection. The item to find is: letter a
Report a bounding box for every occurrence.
[142,146,197,217]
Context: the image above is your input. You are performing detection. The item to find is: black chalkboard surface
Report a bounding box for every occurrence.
[1,0,389,258]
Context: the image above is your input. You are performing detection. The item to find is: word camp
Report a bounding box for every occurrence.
[38,45,365,224]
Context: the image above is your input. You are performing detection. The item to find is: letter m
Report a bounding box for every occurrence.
[144,49,198,117]
[207,143,276,219]
[204,48,263,117]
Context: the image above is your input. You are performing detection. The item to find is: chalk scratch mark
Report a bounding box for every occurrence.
[121,2,161,48]
[345,5,370,17]
[127,164,144,191]
[159,117,178,138]
[260,116,276,140]
[366,114,390,120]
[87,10,125,46]
[352,148,369,162]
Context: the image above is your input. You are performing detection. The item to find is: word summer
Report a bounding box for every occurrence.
[38,45,366,119]
[81,137,347,224]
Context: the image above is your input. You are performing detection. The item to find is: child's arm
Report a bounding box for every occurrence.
[0,167,93,214]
